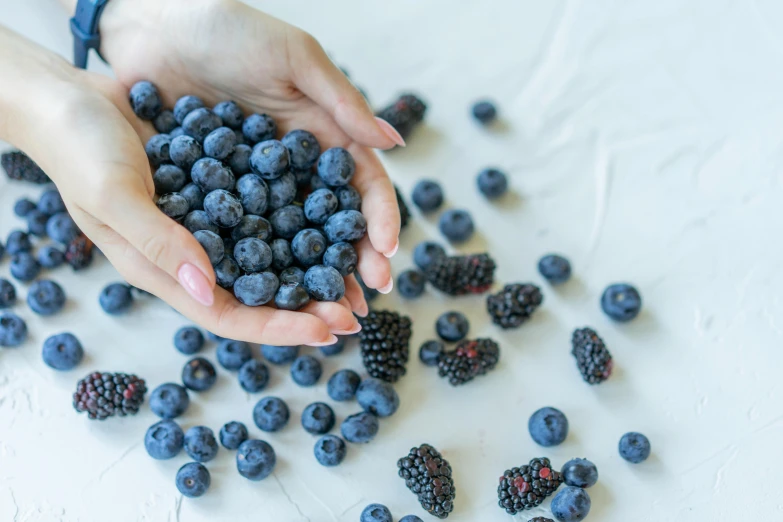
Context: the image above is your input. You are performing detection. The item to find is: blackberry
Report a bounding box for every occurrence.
[73,372,147,420]
[486,283,543,329]
[395,185,410,229]
[571,328,613,385]
[358,310,412,383]
[425,253,496,296]
[376,94,427,141]
[529,518,554,522]
[497,457,564,515]
[397,444,455,519]
[65,234,94,270]
[437,339,500,386]
[1,150,50,184]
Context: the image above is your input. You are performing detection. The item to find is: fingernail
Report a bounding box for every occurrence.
[309,334,339,347]
[178,263,214,307]
[384,240,399,259]
[375,117,406,147]
[378,278,394,295]
[356,304,369,317]
[335,323,362,335]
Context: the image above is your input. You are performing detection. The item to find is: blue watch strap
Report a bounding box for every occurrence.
[70,0,110,69]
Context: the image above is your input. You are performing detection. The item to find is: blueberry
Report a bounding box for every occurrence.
[40,332,83,370]
[184,426,219,462]
[282,129,321,169]
[290,355,322,386]
[175,462,211,498]
[213,101,244,129]
[360,504,392,522]
[183,108,222,142]
[192,158,235,192]
[193,230,224,266]
[279,267,305,285]
[341,412,379,443]
[314,434,347,466]
[219,421,249,450]
[0,313,27,347]
[26,279,65,316]
[250,139,289,180]
[10,252,40,282]
[37,188,63,214]
[320,336,346,356]
[334,185,362,211]
[292,168,313,187]
[203,127,237,160]
[538,254,572,285]
[234,272,279,306]
[169,135,203,172]
[471,100,497,124]
[477,168,509,199]
[327,369,360,401]
[6,230,32,254]
[145,134,171,168]
[440,209,475,242]
[274,283,310,311]
[174,326,205,355]
[618,432,651,463]
[156,193,190,222]
[183,210,219,234]
[36,246,65,269]
[292,229,327,267]
[238,359,271,392]
[0,279,16,308]
[236,439,276,481]
[253,397,290,432]
[149,382,190,419]
[242,113,277,145]
[270,238,293,270]
[551,486,591,522]
[269,205,306,239]
[419,340,445,367]
[204,189,243,228]
[261,344,300,365]
[528,406,569,447]
[231,215,273,242]
[412,179,444,212]
[397,269,425,299]
[182,357,217,392]
[317,147,355,187]
[323,242,357,276]
[301,402,336,434]
[174,95,205,124]
[356,271,379,303]
[324,210,367,243]
[99,283,133,315]
[169,127,185,138]
[303,189,337,225]
[436,311,469,342]
[356,378,400,417]
[304,265,345,302]
[26,210,49,237]
[153,110,178,134]
[129,81,162,120]
[229,144,253,175]
[234,238,273,273]
[217,340,252,370]
[235,173,269,216]
[145,419,184,459]
[14,198,36,218]
[310,175,327,192]
[400,517,424,522]
[601,283,642,322]
[215,256,241,289]
[46,213,80,245]
[413,241,446,271]
[267,171,297,210]
[561,458,598,488]
[153,165,187,195]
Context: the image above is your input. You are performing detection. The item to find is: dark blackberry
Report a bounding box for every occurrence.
[395,185,410,229]
[486,283,543,329]
[65,234,94,270]
[376,94,427,141]
[73,371,147,420]
[397,444,455,519]
[425,253,496,296]
[437,338,500,386]
[497,457,564,515]
[529,518,554,522]
[571,327,613,385]
[358,310,412,383]
[1,150,50,184]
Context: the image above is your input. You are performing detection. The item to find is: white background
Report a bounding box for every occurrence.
[1,0,783,520]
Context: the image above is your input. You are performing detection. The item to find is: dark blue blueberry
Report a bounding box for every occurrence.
[10,252,41,282]
[145,419,184,460]
[601,283,642,322]
[213,101,244,129]
[233,128,246,145]
[41,332,83,370]
[253,396,290,432]
[270,205,306,239]
[619,432,651,463]
[538,254,572,285]
[292,229,327,267]
[551,486,591,522]
[436,311,469,342]
[183,210,219,234]
[314,434,347,467]
[182,357,217,392]
[267,171,297,210]
[181,183,206,212]
[203,126,237,160]
[320,336,346,356]
[238,359,271,393]
[317,147,355,187]
[184,426,219,462]
[153,164,187,195]
[0,279,16,308]
[215,256,241,289]
[6,230,32,255]
[193,230,224,266]
[174,95,205,124]
[274,283,310,311]
[234,238,273,273]
[156,193,190,222]
[46,213,80,245]
[169,127,185,139]
[327,369,360,401]
[235,173,269,216]
[400,516,424,522]
[234,272,279,306]
[183,107,222,142]
[477,168,509,199]
[38,189,65,215]
[360,504,392,522]
[419,340,445,367]
[412,179,444,212]
[174,326,205,355]
[561,458,599,488]
[204,189,243,228]
[26,210,49,237]
[0,313,27,347]
[242,113,277,145]
[310,175,327,192]
[129,81,162,120]
[27,279,66,316]
[324,210,367,243]
[304,265,345,302]
[301,402,335,435]
[231,215,272,242]
[341,412,379,443]
[356,378,399,417]
[219,421,249,450]
[270,238,293,271]
[471,100,497,124]
[175,462,211,498]
[304,188,338,225]
[334,185,362,211]
[250,139,289,180]
[397,269,425,298]
[413,241,446,271]
[236,439,276,481]
[145,134,171,168]
[528,406,569,447]
[291,355,322,386]
[36,246,65,269]
[191,158,235,192]
[150,382,190,419]
[282,129,321,169]
[217,340,252,370]
[229,144,253,175]
[99,283,133,315]
[279,267,305,285]
[14,198,36,217]
[292,168,313,188]
[153,109,178,134]
[261,344,300,365]
[439,209,474,243]
[169,135,203,172]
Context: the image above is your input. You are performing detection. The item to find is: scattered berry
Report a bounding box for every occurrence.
[356,378,400,417]
[0,279,16,308]
[145,419,184,460]
[10,252,40,281]
[149,382,190,419]
[472,100,497,124]
[314,434,347,467]
[538,254,572,285]
[27,279,66,316]
[618,432,651,463]
[425,253,496,296]
[412,179,444,212]
[174,326,205,355]
[184,426,219,462]
[42,332,83,370]
[437,338,500,386]
[397,269,426,299]
[175,462,211,498]
[219,421,249,450]
[13,198,36,217]
[419,340,445,367]
[0,312,27,347]
[216,340,252,370]
[291,355,322,386]
[571,327,613,385]
[477,168,509,199]
[376,94,427,141]
[439,209,474,243]
[238,359,270,393]
[99,283,133,315]
[414,241,446,271]
[182,357,218,392]
[341,412,379,443]
[46,212,80,245]
[26,209,49,237]
[400,517,424,522]
[436,311,469,342]
[358,310,412,383]
[327,369,361,401]
[6,230,32,255]
[528,407,569,447]
[73,371,147,420]
[301,402,336,435]
[497,457,564,514]
[236,439,276,481]
[486,283,543,329]
[65,234,94,270]
[261,344,300,365]
[360,504,393,522]
[601,283,642,321]
[397,444,455,519]
[253,397,290,432]
[37,245,65,269]
[320,336,346,356]
[551,486,591,522]
[561,458,598,488]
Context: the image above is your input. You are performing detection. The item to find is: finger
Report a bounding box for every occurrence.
[356,235,393,293]
[302,300,359,335]
[344,274,368,317]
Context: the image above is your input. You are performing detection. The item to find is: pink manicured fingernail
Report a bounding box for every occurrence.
[384,240,399,259]
[178,264,214,307]
[375,117,406,147]
[309,334,339,347]
[356,303,369,317]
[378,278,394,295]
[335,323,362,335]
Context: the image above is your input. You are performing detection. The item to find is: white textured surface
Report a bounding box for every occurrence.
[2,0,783,520]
